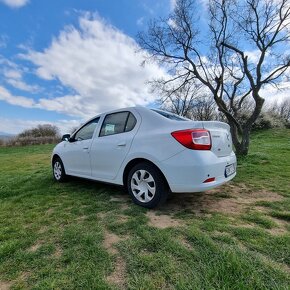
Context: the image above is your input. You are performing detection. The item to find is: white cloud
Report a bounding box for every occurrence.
[198,0,208,9]
[5,78,40,92]
[245,50,260,64]
[3,69,22,79]
[3,68,40,92]
[20,14,166,118]
[0,58,40,93]
[260,81,290,105]
[0,117,81,135]
[37,94,86,117]
[0,85,36,108]
[0,35,8,48]
[170,0,177,10]
[167,18,178,28]
[0,85,85,116]
[137,17,145,26]
[0,0,29,8]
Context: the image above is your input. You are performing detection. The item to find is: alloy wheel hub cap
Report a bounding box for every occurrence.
[131,169,156,203]
[54,162,62,180]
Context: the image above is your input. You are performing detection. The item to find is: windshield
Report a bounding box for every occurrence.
[151,109,190,121]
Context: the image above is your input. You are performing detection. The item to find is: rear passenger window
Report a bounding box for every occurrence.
[125,113,137,132]
[100,112,137,137]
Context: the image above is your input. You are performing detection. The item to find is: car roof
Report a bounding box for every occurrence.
[84,106,187,127]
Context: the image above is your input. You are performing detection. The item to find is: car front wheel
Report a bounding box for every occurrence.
[127,162,168,208]
[52,157,66,182]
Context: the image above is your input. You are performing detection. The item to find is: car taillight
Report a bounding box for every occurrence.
[171,129,212,150]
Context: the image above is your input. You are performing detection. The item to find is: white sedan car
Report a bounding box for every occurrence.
[52,106,236,208]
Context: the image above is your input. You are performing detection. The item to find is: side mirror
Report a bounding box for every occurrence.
[62,134,71,141]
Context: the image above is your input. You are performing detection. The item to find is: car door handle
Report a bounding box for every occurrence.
[83,147,89,150]
[117,142,126,147]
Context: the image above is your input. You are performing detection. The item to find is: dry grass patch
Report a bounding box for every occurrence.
[103,230,127,289]
[178,236,192,250]
[106,256,127,290]
[120,203,130,210]
[27,241,43,253]
[266,217,289,235]
[267,227,288,235]
[103,231,122,255]
[162,183,283,216]
[116,214,129,223]
[146,211,182,229]
[110,194,131,211]
[52,245,63,258]
[109,194,130,203]
[75,215,87,222]
[38,225,48,234]
[0,281,12,290]
[97,212,107,220]
[45,208,54,215]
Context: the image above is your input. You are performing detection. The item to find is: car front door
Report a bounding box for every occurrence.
[90,111,139,180]
[61,117,100,177]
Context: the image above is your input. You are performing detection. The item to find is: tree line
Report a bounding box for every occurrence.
[0,124,61,147]
[157,81,290,128]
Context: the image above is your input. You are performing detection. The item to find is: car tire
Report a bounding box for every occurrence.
[52,157,66,182]
[127,162,169,208]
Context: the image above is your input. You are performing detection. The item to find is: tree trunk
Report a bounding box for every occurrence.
[227,93,264,156]
[228,121,251,156]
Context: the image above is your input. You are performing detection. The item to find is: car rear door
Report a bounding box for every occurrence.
[90,110,139,180]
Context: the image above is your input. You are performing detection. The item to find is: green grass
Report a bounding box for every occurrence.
[241,211,277,229]
[270,211,290,222]
[0,129,289,289]
[235,129,290,195]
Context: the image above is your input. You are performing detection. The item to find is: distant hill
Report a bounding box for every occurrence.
[0,132,15,140]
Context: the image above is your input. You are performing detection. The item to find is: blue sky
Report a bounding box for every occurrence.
[0,0,289,134]
[0,0,174,134]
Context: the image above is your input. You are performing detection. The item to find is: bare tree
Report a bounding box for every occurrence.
[153,78,217,120]
[138,0,290,155]
[188,95,217,121]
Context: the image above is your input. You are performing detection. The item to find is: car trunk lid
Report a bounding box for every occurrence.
[169,120,233,157]
[202,121,233,157]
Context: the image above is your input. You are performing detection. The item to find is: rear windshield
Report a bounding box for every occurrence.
[151,109,190,121]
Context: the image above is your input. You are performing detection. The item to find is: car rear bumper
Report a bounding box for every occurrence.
[159,150,237,193]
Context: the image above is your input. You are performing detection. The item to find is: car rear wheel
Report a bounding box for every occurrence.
[52,157,66,182]
[127,162,168,208]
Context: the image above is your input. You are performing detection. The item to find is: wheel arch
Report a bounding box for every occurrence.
[52,154,61,165]
[52,154,66,174]
[122,158,170,191]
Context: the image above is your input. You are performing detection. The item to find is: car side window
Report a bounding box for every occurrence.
[74,118,99,141]
[100,112,136,137]
[125,113,137,132]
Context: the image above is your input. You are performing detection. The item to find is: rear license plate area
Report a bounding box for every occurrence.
[225,164,235,178]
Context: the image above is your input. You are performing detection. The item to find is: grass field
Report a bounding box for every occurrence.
[0,129,289,289]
